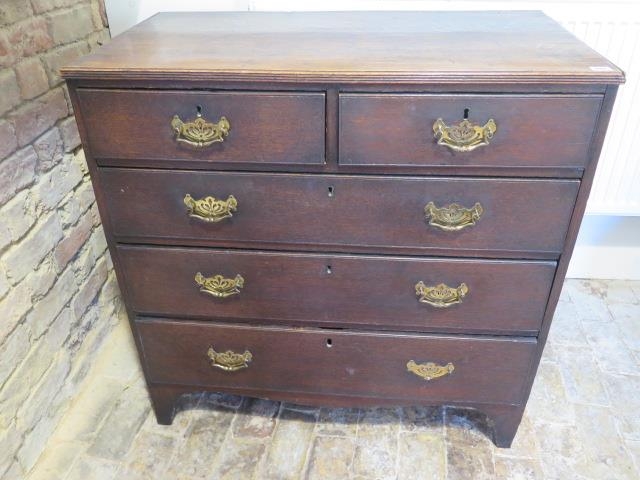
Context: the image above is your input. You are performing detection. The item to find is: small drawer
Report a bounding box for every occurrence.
[76,89,325,166]
[102,169,579,258]
[339,93,602,172]
[119,245,555,335]
[137,319,537,406]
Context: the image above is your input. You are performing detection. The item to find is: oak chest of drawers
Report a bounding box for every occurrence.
[62,11,623,447]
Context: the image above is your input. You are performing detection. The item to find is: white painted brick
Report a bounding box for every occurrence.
[0,223,10,252]
[0,0,111,471]
[28,257,57,300]
[0,324,30,387]
[73,148,88,175]
[67,305,116,386]
[0,344,52,430]
[60,179,95,227]
[1,460,24,480]
[32,154,84,213]
[33,127,63,172]
[17,418,56,474]
[54,210,94,272]
[0,269,9,300]
[17,367,75,475]
[17,370,72,474]
[17,352,70,433]
[0,281,31,345]
[27,266,76,339]
[0,190,37,243]
[0,146,37,207]
[71,240,96,284]
[89,203,100,227]
[47,307,73,354]
[1,213,63,284]
[72,257,108,320]
[0,420,20,477]
[0,309,72,432]
[89,227,108,258]
[105,251,114,270]
[97,273,120,311]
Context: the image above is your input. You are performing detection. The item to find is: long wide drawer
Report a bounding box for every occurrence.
[119,245,555,335]
[76,89,326,166]
[102,169,579,258]
[137,319,537,405]
[340,93,602,173]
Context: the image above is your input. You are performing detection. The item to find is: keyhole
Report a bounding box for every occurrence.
[327,186,334,197]
[326,265,332,274]
[196,105,203,116]
[326,338,333,348]
[463,108,470,119]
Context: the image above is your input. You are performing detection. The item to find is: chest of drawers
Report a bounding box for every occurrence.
[62,11,623,447]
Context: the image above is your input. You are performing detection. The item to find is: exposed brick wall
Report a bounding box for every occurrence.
[0,1,121,477]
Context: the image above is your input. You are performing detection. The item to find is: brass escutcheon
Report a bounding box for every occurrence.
[433,117,496,152]
[415,281,468,308]
[207,346,252,371]
[195,272,244,298]
[184,193,238,223]
[424,202,483,231]
[407,360,455,381]
[171,112,230,147]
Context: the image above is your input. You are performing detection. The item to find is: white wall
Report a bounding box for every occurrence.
[103,0,640,279]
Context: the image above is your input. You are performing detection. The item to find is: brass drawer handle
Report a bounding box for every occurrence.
[433,118,496,152]
[407,360,454,381]
[171,112,230,147]
[424,202,483,231]
[207,346,252,371]
[415,281,468,308]
[195,272,244,298]
[184,194,237,223]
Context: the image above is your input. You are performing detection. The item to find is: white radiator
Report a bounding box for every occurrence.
[559,12,640,215]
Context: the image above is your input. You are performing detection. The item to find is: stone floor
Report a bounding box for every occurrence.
[22,279,640,480]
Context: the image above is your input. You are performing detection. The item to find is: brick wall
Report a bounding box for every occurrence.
[0,1,122,477]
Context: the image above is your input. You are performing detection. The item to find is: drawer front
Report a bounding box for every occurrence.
[137,319,537,405]
[339,94,601,171]
[76,89,325,166]
[102,169,579,257]
[119,245,555,335]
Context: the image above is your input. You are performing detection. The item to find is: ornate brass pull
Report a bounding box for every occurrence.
[195,272,244,298]
[207,346,252,371]
[407,360,454,381]
[171,112,230,147]
[424,202,483,231]
[184,194,237,223]
[415,281,468,308]
[433,118,496,152]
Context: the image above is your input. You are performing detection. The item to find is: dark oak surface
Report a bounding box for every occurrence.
[60,11,624,84]
[137,319,537,406]
[101,169,579,258]
[62,10,623,449]
[76,89,325,165]
[340,94,601,171]
[119,245,555,335]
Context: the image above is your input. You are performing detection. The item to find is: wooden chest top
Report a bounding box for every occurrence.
[61,11,624,84]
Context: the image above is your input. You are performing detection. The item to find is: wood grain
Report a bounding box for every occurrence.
[60,11,624,84]
[118,245,556,335]
[137,318,537,406]
[100,168,579,257]
[76,89,325,165]
[61,10,623,448]
[340,93,602,169]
